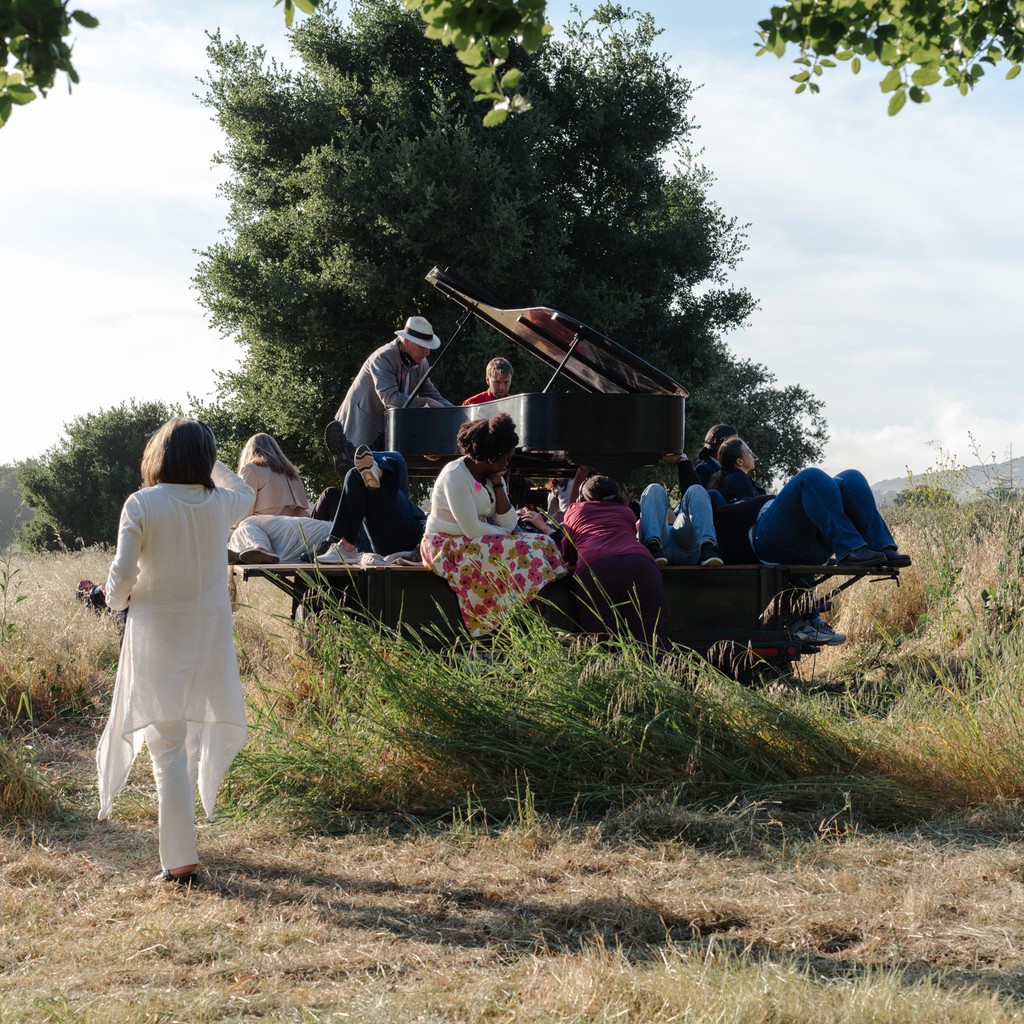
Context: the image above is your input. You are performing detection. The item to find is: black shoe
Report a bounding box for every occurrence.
[699,541,724,566]
[838,545,886,567]
[313,536,338,558]
[882,546,912,568]
[238,548,280,565]
[324,420,355,475]
[646,540,668,567]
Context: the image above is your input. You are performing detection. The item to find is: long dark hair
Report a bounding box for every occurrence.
[697,423,737,464]
[707,437,747,492]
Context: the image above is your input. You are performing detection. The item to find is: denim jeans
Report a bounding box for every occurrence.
[753,468,895,564]
[333,452,424,554]
[639,483,717,565]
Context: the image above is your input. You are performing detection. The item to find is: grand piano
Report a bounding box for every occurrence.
[385,267,688,477]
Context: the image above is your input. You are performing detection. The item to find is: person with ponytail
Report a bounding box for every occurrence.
[708,437,766,502]
[693,423,737,488]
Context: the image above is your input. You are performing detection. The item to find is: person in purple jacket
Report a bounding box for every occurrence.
[561,475,667,653]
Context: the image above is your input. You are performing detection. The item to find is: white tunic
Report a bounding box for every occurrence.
[96,462,255,822]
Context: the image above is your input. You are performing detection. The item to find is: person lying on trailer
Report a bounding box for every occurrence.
[229,447,423,566]
[709,439,912,645]
[638,454,725,567]
[708,437,768,502]
[560,474,668,654]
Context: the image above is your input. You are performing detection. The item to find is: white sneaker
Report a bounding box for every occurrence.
[317,542,360,565]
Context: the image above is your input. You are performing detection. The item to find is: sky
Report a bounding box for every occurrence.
[3,0,1022,485]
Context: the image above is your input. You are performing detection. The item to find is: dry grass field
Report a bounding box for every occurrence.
[4,496,1024,1023]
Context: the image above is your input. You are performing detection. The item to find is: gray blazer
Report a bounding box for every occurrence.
[336,339,451,449]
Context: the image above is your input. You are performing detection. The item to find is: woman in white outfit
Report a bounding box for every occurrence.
[96,418,255,886]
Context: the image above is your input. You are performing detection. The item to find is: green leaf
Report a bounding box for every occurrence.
[1007,64,1022,80]
[791,70,810,83]
[887,88,907,115]
[499,68,522,89]
[70,10,100,28]
[851,57,861,74]
[7,85,35,105]
[795,82,807,94]
[482,106,509,127]
[911,66,940,86]
[469,70,496,92]
[880,67,903,93]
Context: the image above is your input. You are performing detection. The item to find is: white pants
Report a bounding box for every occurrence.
[144,719,200,870]
[229,515,333,563]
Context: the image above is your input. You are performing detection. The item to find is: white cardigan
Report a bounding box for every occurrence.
[96,462,254,822]
[423,457,518,539]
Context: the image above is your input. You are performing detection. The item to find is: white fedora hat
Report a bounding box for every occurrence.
[395,315,440,350]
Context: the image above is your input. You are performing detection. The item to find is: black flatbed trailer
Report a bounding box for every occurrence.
[240,560,901,677]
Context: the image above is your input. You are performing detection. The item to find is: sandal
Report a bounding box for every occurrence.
[154,869,198,887]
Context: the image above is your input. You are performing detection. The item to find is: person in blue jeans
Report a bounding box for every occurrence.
[752,467,909,568]
[639,455,725,566]
[316,449,425,563]
[709,452,910,646]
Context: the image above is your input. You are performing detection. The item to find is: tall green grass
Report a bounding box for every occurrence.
[0,736,55,821]
[229,489,1024,831]
[229,598,1013,829]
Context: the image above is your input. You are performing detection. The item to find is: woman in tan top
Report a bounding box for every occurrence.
[229,434,317,564]
[236,433,309,517]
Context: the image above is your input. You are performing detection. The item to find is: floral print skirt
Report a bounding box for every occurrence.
[420,531,568,637]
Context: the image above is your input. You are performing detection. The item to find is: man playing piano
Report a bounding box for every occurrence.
[462,357,514,405]
[325,315,453,474]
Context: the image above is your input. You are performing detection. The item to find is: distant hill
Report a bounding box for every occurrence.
[872,454,1024,506]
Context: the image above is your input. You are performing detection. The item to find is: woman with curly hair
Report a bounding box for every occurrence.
[421,413,567,636]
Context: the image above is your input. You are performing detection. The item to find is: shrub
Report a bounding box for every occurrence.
[16,400,179,552]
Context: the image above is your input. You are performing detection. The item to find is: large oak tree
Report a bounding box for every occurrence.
[195,0,826,490]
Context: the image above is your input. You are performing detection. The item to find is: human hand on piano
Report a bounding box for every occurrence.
[420,397,446,409]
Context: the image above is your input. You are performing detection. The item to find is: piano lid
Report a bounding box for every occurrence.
[426,266,689,399]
